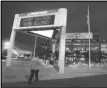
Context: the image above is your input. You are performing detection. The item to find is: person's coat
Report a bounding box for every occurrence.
[30,57,44,70]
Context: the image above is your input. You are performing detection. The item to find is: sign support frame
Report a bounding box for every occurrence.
[6,8,67,74]
[6,14,18,67]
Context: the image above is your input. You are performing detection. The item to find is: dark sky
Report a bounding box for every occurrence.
[2,1,107,51]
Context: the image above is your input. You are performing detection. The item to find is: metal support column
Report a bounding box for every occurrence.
[6,30,16,67]
[58,26,66,73]
[33,35,37,57]
[51,39,56,60]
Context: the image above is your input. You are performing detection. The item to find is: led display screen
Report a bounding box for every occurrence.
[20,15,55,27]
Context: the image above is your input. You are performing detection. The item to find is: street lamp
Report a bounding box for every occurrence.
[4,41,10,49]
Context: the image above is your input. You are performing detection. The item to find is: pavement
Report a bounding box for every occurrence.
[2,74,107,87]
[2,60,107,87]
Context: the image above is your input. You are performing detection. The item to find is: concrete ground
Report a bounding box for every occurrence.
[2,74,107,87]
[2,60,107,87]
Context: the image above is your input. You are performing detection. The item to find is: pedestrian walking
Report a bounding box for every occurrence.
[28,56,46,84]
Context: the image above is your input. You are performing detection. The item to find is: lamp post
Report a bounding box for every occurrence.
[99,38,101,63]
[87,5,91,68]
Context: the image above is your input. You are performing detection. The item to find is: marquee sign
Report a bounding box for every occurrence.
[13,8,67,30]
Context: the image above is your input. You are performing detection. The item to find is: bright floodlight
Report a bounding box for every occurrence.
[30,30,54,38]
[4,41,10,49]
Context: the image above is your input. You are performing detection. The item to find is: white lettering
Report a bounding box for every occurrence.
[28,11,48,16]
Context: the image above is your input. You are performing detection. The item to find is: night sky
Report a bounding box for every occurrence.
[2,1,107,51]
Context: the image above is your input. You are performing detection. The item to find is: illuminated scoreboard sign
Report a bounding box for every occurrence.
[20,15,55,27]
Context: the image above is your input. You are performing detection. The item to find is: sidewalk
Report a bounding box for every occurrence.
[2,74,107,87]
[2,61,107,83]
